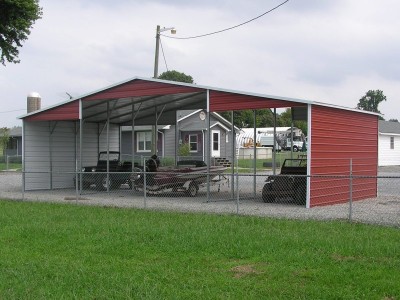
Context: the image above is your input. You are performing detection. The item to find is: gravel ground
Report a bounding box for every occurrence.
[1,170,399,228]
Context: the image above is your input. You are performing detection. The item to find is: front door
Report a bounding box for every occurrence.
[211,130,220,157]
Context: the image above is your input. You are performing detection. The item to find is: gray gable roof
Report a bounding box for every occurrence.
[9,127,22,137]
[379,120,400,134]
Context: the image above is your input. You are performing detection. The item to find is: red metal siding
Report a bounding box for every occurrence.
[24,101,79,121]
[209,91,305,111]
[84,79,203,101]
[310,105,378,206]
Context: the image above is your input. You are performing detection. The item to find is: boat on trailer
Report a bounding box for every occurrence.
[131,163,228,197]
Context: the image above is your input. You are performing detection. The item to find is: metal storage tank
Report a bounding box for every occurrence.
[27,92,41,113]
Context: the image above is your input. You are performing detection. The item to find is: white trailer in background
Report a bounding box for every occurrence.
[259,135,282,151]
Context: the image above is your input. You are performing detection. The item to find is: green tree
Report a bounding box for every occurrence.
[158,70,194,83]
[0,0,42,65]
[278,108,307,134]
[220,109,274,129]
[388,119,398,123]
[357,90,386,115]
[0,127,10,156]
[277,108,292,127]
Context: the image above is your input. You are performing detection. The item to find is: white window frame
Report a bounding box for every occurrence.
[189,134,198,152]
[137,131,152,152]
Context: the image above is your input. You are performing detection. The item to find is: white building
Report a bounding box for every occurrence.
[378,120,400,166]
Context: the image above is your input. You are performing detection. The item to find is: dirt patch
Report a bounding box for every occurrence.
[230,264,264,278]
[64,196,89,201]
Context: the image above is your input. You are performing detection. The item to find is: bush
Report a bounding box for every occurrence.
[178,142,191,157]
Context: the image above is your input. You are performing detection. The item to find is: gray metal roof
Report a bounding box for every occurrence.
[379,120,400,134]
[9,127,22,137]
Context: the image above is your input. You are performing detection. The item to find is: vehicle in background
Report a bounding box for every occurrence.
[285,136,306,152]
[259,135,282,151]
[75,151,133,190]
[262,158,307,205]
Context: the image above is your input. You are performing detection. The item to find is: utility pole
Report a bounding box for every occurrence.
[152,25,176,154]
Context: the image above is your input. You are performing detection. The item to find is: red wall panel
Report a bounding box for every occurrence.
[24,101,79,121]
[84,79,203,101]
[209,91,305,111]
[310,105,378,206]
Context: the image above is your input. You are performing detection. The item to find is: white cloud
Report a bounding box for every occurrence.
[1,0,400,126]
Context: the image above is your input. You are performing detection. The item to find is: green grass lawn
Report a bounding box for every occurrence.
[0,200,399,299]
[0,163,21,171]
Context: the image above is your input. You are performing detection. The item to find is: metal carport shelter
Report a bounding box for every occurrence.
[20,76,379,207]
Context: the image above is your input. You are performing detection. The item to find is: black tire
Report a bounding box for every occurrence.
[262,183,275,203]
[98,176,113,191]
[74,178,90,189]
[186,182,198,197]
[294,185,306,205]
[293,146,299,152]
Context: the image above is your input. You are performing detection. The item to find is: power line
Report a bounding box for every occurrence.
[0,109,25,114]
[159,37,169,71]
[161,0,289,40]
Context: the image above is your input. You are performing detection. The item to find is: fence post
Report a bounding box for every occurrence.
[143,159,147,209]
[22,170,25,201]
[236,173,239,214]
[6,155,9,170]
[75,170,79,203]
[349,158,353,222]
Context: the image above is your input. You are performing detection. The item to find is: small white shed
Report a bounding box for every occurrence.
[378,120,400,166]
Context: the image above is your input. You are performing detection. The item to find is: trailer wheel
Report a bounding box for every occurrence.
[186,182,198,197]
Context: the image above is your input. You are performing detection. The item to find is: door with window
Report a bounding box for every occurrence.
[211,130,220,157]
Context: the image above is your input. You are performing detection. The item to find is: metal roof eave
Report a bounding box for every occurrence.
[312,101,382,117]
[19,76,380,121]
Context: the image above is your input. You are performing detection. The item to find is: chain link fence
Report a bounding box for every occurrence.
[0,169,399,228]
[0,155,22,170]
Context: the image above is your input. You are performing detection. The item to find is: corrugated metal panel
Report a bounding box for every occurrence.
[24,121,51,190]
[24,121,121,190]
[209,91,306,111]
[75,123,120,166]
[84,79,203,101]
[50,122,76,189]
[164,125,176,158]
[24,101,79,121]
[310,105,378,206]
[99,124,119,152]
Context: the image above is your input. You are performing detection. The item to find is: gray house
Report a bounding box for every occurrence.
[5,127,22,156]
[121,109,237,165]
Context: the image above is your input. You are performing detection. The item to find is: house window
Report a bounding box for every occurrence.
[390,136,394,149]
[213,132,219,151]
[189,134,198,152]
[137,131,152,152]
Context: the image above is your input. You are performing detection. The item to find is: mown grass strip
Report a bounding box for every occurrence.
[0,200,399,299]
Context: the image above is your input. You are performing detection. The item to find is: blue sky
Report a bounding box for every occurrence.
[1,0,400,126]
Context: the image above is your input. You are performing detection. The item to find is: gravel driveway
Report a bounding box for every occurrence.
[1,170,399,228]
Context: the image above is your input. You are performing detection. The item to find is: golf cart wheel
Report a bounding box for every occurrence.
[74,179,90,189]
[293,146,299,152]
[186,182,198,197]
[262,183,275,203]
[99,176,113,191]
